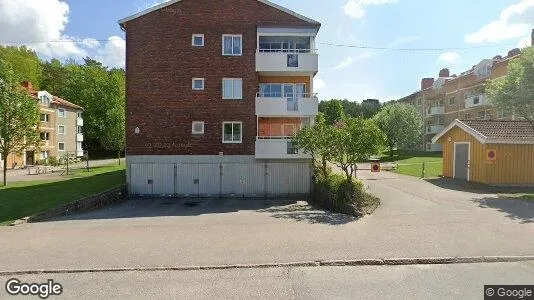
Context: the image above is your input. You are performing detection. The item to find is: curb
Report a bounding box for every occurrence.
[1,256,533,276]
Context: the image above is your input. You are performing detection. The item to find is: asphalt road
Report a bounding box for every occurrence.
[1,262,533,299]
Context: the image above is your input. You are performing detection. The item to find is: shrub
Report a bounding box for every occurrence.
[312,171,379,216]
[47,156,60,167]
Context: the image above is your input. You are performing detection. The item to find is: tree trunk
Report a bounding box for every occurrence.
[3,153,7,186]
[389,143,394,157]
[321,157,328,178]
[118,150,121,165]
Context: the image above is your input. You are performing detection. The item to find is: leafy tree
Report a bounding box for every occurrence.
[487,46,534,129]
[0,61,41,185]
[320,99,382,119]
[322,99,345,125]
[328,118,386,180]
[0,46,43,88]
[100,69,126,164]
[41,59,67,95]
[374,103,423,157]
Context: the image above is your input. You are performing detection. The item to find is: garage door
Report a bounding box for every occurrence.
[129,162,311,197]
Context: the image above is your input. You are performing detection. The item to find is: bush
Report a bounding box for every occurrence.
[312,171,379,216]
[47,156,60,167]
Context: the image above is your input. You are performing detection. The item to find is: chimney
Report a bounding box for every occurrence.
[21,81,33,91]
[439,68,450,78]
[421,78,434,90]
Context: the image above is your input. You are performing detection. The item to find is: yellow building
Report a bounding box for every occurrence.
[432,120,534,186]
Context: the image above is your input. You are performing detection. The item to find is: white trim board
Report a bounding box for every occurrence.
[431,119,534,145]
[119,0,321,27]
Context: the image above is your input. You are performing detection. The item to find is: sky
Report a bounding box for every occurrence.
[0,0,533,102]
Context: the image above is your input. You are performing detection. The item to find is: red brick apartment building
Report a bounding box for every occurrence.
[399,31,533,152]
[119,0,320,196]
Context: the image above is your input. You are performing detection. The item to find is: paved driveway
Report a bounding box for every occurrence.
[0,170,532,272]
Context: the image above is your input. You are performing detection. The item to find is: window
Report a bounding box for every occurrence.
[192,34,204,47]
[222,78,243,99]
[192,78,205,90]
[77,112,83,119]
[222,122,242,143]
[40,132,50,141]
[498,110,508,119]
[40,95,50,106]
[58,125,65,135]
[222,34,242,56]
[77,126,83,134]
[192,121,205,135]
[58,108,66,118]
[417,98,422,106]
[40,151,49,160]
[40,114,49,122]
[449,97,455,106]
[438,117,444,125]
[473,96,480,105]
[287,141,298,155]
[58,142,65,151]
[464,113,471,120]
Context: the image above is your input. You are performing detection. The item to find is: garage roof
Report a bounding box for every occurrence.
[432,119,534,144]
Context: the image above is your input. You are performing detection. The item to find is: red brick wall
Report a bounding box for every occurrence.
[124,0,317,155]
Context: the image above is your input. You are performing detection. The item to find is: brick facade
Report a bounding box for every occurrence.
[123,0,318,156]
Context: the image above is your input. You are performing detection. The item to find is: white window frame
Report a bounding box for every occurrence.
[192,34,205,47]
[40,114,49,122]
[222,34,242,56]
[449,97,455,106]
[58,108,66,118]
[58,142,65,151]
[222,78,243,100]
[222,121,243,144]
[58,125,66,135]
[192,121,205,135]
[192,78,205,90]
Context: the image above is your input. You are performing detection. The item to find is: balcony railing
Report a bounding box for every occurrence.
[76,133,84,142]
[465,94,489,108]
[256,93,318,116]
[256,51,318,73]
[426,106,445,117]
[426,125,444,134]
[255,139,311,159]
[77,118,84,126]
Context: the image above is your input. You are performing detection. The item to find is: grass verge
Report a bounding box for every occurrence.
[499,193,534,201]
[0,164,125,225]
[381,150,443,178]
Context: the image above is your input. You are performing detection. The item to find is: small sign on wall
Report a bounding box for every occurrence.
[486,149,497,161]
[371,163,381,173]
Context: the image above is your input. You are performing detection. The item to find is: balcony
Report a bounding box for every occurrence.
[76,133,84,142]
[426,125,444,134]
[256,93,318,116]
[255,139,311,159]
[77,118,84,126]
[465,94,489,109]
[426,106,445,117]
[256,51,318,74]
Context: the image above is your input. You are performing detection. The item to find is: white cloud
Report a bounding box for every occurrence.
[96,36,126,68]
[314,76,326,91]
[0,0,125,68]
[438,52,461,64]
[518,36,531,48]
[343,0,398,19]
[334,52,373,69]
[465,0,534,44]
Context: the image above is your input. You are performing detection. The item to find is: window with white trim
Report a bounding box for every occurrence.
[192,34,204,47]
[192,78,205,90]
[58,108,66,118]
[222,122,242,143]
[58,125,65,135]
[416,98,422,106]
[449,97,455,106]
[222,34,242,56]
[58,142,65,151]
[40,114,50,122]
[40,151,49,160]
[222,78,242,99]
[192,121,205,135]
[40,132,50,141]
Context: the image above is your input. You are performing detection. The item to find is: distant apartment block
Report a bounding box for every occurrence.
[1,82,84,169]
[399,38,532,152]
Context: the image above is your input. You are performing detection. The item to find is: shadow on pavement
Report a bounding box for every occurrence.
[472,197,534,224]
[425,178,534,194]
[50,197,358,226]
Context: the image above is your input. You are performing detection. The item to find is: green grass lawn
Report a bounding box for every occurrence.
[381,150,443,178]
[0,164,125,225]
[500,193,534,201]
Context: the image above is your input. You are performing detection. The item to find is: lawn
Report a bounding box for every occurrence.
[500,193,534,201]
[0,164,125,225]
[381,150,443,178]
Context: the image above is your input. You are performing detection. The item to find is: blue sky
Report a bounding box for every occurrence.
[1,0,532,102]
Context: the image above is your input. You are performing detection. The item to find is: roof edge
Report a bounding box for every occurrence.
[118,0,320,27]
[431,119,487,144]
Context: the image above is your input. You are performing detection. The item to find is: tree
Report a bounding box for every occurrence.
[487,46,534,129]
[328,118,386,180]
[100,69,126,164]
[322,99,345,125]
[373,103,423,157]
[0,61,41,186]
[0,46,43,89]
